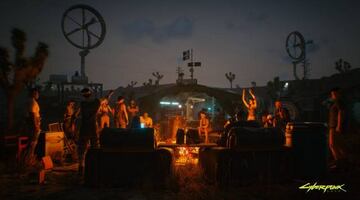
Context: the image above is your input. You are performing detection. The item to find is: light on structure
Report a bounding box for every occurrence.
[284,82,289,88]
[160,101,171,105]
[160,101,180,106]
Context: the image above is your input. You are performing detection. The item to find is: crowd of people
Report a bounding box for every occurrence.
[193,88,291,145]
[62,89,154,174]
[223,90,290,130]
[22,86,346,173]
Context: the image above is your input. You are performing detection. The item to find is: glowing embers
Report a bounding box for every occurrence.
[175,147,199,165]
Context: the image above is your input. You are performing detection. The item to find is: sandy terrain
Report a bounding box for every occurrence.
[1,161,359,200]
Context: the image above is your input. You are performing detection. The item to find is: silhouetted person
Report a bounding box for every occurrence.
[63,99,78,139]
[171,115,184,141]
[77,88,101,175]
[130,115,141,129]
[114,96,128,128]
[242,88,257,121]
[127,99,139,126]
[273,100,290,132]
[328,88,345,167]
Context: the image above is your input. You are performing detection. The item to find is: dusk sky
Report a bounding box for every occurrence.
[0,0,359,89]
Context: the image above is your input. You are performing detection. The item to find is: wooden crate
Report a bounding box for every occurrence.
[45,131,64,163]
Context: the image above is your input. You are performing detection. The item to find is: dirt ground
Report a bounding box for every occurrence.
[1,161,360,200]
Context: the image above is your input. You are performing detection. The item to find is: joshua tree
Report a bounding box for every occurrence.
[143,78,153,87]
[127,81,137,88]
[343,61,352,71]
[335,59,344,73]
[225,72,236,89]
[335,58,352,73]
[152,72,164,86]
[0,28,49,133]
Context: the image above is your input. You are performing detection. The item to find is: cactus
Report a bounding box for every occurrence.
[225,72,236,89]
[335,58,352,73]
[127,81,137,88]
[0,28,49,132]
[152,72,164,86]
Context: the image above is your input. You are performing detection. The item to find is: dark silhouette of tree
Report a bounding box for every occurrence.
[127,81,137,88]
[335,59,344,73]
[0,28,49,132]
[143,78,153,87]
[335,58,352,73]
[152,72,164,86]
[343,61,352,71]
[225,72,236,89]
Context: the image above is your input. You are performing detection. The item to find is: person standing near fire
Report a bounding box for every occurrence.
[242,88,257,121]
[273,100,290,132]
[77,88,113,175]
[63,99,78,140]
[98,96,113,129]
[23,88,41,166]
[198,111,210,143]
[127,99,139,126]
[114,96,128,128]
[328,88,345,167]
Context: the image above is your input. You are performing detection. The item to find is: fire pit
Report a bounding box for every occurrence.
[175,147,200,165]
[157,142,218,166]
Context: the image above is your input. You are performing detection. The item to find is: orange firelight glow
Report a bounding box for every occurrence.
[175,147,199,165]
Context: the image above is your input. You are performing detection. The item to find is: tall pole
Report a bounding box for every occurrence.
[79,49,89,78]
[303,43,308,79]
[190,48,194,80]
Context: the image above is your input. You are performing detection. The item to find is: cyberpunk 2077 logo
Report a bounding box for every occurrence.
[299,182,347,193]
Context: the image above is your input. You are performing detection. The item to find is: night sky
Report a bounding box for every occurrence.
[0,0,359,89]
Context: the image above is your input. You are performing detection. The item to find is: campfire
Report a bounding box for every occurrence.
[175,147,200,165]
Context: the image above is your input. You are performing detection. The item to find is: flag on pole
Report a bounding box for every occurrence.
[188,62,201,67]
[183,50,190,60]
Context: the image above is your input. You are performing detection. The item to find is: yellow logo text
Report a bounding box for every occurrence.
[299,182,346,193]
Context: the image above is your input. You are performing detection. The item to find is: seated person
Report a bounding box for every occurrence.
[198,111,210,143]
[140,112,153,128]
[263,114,274,128]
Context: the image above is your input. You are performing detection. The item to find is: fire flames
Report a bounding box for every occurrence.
[175,147,199,165]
